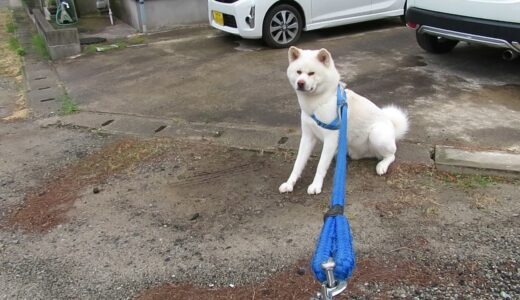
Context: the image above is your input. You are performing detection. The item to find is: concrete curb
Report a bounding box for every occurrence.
[41,111,301,152]
[13,6,67,117]
[39,111,520,179]
[38,111,434,168]
[435,145,520,178]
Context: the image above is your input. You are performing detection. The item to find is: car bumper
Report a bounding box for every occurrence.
[208,0,263,39]
[407,7,520,52]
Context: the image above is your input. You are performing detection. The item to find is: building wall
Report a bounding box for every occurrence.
[111,0,208,32]
[111,0,139,29]
[75,0,98,15]
[146,0,208,30]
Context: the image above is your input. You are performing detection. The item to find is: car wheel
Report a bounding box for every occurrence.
[416,31,459,53]
[262,4,303,48]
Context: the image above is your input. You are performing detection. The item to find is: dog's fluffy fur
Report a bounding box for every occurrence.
[280,47,409,195]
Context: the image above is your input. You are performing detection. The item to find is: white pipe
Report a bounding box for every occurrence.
[138,0,147,33]
[107,0,113,25]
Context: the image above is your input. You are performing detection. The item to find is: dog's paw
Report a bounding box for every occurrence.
[279,182,294,193]
[376,162,389,175]
[307,183,322,195]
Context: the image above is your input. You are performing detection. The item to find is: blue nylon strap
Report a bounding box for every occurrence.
[311,85,356,283]
[310,86,346,130]
[310,115,341,130]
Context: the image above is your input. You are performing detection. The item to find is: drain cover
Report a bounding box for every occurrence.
[80,37,107,45]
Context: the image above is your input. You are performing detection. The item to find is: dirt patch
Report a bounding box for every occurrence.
[433,170,516,188]
[5,138,172,232]
[1,132,518,299]
[135,255,485,300]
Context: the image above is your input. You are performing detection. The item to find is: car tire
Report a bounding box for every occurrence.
[416,31,459,53]
[262,4,303,48]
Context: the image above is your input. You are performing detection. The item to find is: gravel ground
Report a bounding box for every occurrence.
[1,124,518,299]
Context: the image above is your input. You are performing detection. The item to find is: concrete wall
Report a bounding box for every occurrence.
[111,0,208,31]
[9,0,24,8]
[24,0,42,10]
[146,0,208,30]
[75,0,98,15]
[111,0,140,29]
[32,8,81,60]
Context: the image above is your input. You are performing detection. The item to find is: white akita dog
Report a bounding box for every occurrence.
[280,47,409,195]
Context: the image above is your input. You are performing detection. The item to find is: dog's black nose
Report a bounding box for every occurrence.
[297,80,305,89]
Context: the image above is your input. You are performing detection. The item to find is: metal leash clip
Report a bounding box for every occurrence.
[311,258,348,300]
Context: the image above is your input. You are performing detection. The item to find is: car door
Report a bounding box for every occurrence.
[311,0,372,24]
[371,0,406,14]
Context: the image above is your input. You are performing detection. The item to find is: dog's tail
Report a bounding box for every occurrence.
[382,105,409,140]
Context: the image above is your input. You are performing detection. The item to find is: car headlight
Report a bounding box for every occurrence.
[245,6,255,28]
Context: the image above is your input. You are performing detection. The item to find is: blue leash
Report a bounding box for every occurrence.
[311,85,356,299]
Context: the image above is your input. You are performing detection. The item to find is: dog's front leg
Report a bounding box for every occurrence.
[279,131,316,193]
[307,132,338,195]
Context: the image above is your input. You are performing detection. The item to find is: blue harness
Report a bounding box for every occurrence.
[310,86,347,130]
[310,85,355,299]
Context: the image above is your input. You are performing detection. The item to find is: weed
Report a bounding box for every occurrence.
[6,21,16,33]
[82,36,142,55]
[424,206,440,217]
[115,41,127,48]
[8,36,18,49]
[59,94,78,115]
[437,172,497,189]
[0,8,23,78]
[32,34,50,59]
[127,35,145,45]
[8,36,25,56]
[84,44,99,54]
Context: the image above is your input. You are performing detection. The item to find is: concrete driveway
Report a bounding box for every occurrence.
[55,19,520,151]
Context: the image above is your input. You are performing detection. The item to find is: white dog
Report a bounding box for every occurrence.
[279,47,409,195]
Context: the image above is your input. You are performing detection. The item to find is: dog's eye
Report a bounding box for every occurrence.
[297,70,302,74]
[308,72,315,76]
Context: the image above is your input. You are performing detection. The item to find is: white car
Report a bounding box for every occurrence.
[406,0,520,60]
[208,0,406,48]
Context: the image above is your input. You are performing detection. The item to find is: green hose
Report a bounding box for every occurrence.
[56,0,78,25]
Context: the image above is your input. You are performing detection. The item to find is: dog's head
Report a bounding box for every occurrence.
[286,47,340,94]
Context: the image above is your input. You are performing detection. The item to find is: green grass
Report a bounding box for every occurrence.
[457,175,496,189]
[84,44,99,54]
[438,173,497,189]
[5,21,16,34]
[59,94,78,115]
[32,34,50,59]
[127,35,145,45]
[114,41,127,49]
[82,36,146,56]
[8,36,25,56]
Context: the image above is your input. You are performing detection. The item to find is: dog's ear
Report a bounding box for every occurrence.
[288,46,301,62]
[317,49,332,67]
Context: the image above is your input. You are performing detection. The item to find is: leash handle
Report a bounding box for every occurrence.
[311,86,355,291]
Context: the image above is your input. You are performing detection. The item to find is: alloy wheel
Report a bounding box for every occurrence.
[269,10,299,45]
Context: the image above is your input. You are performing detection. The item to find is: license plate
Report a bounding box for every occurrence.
[212,10,224,26]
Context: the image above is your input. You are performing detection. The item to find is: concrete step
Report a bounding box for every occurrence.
[435,145,520,178]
